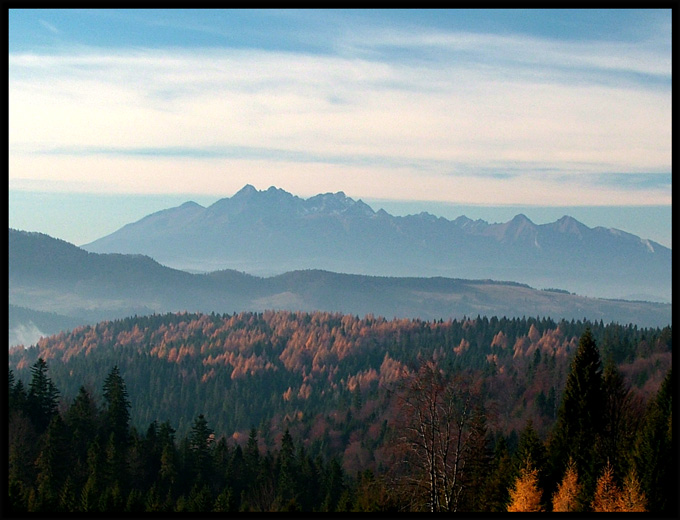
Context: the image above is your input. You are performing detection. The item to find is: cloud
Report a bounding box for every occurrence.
[9,321,45,348]
[38,19,60,35]
[8,26,671,206]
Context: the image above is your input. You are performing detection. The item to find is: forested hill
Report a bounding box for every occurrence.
[9,310,671,444]
[8,311,673,513]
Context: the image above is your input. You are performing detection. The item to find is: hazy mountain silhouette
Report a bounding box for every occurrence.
[9,229,671,347]
[81,185,671,302]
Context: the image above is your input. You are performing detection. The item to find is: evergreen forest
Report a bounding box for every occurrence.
[6,311,675,513]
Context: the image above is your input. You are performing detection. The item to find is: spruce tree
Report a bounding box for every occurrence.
[102,365,131,448]
[26,358,60,434]
[548,328,603,500]
[189,414,215,484]
[101,366,131,497]
[633,369,674,514]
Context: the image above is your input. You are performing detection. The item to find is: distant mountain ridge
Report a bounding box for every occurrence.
[81,185,671,302]
[8,229,672,348]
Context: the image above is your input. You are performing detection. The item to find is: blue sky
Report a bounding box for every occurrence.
[8,9,672,247]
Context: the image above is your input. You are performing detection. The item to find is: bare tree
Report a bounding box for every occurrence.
[390,361,480,512]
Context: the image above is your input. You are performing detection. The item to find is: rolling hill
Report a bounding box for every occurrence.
[8,228,672,348]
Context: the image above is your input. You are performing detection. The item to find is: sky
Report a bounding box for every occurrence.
[8,9,672,248]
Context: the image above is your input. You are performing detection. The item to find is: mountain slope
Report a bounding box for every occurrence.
[9,229,672,347]
[81,185,671,302]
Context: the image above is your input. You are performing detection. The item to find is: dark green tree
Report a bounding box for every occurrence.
[633,369,674,514]
[321,457,345,512]
[598,360,640,477]
[63,386,100,487]
[80,438,104,512]
[481,436,514,512]
[102,365,131,448]
[33,415,70,511]
[26,358,60,434]
[275,429,298,508]
[189,414,215,484]
[458,405,492,512]
[548,328,604,501]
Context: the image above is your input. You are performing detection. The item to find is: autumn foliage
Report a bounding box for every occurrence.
[507,460,544,512]
[551,459,581,512]
[7,311,674,513]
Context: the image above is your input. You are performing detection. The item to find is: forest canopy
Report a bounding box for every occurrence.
[7,311,674,513]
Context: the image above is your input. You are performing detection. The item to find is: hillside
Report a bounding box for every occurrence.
[9,229,672,348]
[8,310,673,513]
[82,185,672,302]
[8,310,671,448]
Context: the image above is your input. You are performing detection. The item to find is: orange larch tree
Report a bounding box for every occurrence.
[551,458,581,512]
[616,468,647,512]
[591,461,621,512]
[507,460,544,512]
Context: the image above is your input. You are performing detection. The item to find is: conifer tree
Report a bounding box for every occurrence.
[276,429,298,507]
[458,407,492,512]
[599,360,638,476]
[189,414,214,484]
[591,461,621,512]
[58,475,78,512]
[513,419,548,504]
[551,458,581,512]
[26,358,60,434]
[102,365,131,448]
[34,415,70,511]
[64,386,100,486]
[482,436,514,512]
[616,468,647,512]
[633,369,673,514]
[244,427,261,485]
[506,459,544,512]
[548,328,603,499]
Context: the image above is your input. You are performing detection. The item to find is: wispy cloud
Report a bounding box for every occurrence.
[8,22,671,206]
[38,19,60,35]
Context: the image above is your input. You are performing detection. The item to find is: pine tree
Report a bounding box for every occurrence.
[633,369,674,514]
[159,443,179,493]
[34,415,70,511]
[591,461,620,512]
[599,360,638,476]
[26,358,60,434]
[244,427,261,485]
[63,386,100,487]
[189,414,214,484]
[276,429,298,507]
[548,328,603,499]
[482,436,514,512]
[80,438,104,512]
[551,458,581,512]
[102,365,131,448]
[458,408,492,512]
[58,475,78,512]
[213,487,235,512]
[506,459,544,512]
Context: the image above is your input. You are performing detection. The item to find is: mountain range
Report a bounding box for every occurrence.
[82,185,671,303]
[8,228,671,348]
